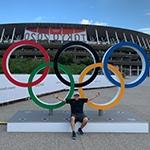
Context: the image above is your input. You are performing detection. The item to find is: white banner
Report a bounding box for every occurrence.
[0,74,116,104]
[24,28,87,42]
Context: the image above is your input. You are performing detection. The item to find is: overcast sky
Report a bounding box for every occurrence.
[0,0,150,34]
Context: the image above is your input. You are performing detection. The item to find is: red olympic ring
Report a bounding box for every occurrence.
[2,40,50,87]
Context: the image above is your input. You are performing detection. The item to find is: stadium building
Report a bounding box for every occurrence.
[0,23,150,76]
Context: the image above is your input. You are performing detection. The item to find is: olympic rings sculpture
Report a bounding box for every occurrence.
[1,40,150,110]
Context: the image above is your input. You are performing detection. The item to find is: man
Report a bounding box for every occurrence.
[55,92,100,140]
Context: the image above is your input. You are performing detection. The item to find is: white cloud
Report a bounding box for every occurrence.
[94,21,108,26]
[80,19,108,26]
[80,19,92,24]
[138,28,150,35]
[145,12,150,16]
[34,16,46,21]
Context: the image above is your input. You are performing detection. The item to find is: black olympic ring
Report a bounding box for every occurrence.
[53,41,99,87]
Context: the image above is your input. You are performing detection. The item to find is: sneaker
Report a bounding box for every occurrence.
[78,128,84,135]
[72,131,76,140]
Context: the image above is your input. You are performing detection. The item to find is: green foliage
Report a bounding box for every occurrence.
[59,53,73,65]
[80,57,93,65]
[64,64,86,74]
[0,58,45,74]
[0,57,88,74]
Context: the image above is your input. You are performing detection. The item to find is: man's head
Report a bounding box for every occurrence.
[73,93,80,100]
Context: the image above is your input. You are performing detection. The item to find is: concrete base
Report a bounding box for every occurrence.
[7,109,149,133]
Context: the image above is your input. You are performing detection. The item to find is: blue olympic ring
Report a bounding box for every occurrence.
[102,42,150,88]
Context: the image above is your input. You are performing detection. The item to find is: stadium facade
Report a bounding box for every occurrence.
[0,23,150,76]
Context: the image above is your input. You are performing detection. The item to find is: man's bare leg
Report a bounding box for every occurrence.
[70,116,76,140]
[78,117,88,135]
[70,116,76,131]
[80,117,88,129]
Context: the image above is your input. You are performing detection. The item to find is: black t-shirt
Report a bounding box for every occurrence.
[66,98,88,114]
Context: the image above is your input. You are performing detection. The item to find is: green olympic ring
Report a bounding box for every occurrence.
[28,62,74,109]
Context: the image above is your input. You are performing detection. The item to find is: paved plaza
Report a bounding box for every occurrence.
[0,77,150,150]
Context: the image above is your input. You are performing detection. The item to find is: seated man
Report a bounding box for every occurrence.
[55,92,100,140]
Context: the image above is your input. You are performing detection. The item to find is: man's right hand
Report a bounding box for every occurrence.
[54,94,58,99]
[54,94,65,102]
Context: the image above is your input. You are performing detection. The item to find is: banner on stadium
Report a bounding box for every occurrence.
[24,27,87,42]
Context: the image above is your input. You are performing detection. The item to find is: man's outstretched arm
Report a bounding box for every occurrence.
[54,94,66,102]
[88,92,100,101]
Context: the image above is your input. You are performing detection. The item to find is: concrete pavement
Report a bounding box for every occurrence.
[0,77,150,150]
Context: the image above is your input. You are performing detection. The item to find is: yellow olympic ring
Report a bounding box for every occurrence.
[78,63,125,110]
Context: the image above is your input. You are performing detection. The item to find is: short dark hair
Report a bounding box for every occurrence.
[74,93,79,97]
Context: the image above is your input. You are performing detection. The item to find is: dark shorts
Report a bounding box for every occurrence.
[71,113,88,123]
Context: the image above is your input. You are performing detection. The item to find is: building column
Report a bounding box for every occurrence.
[137,66,140,76]
[0,28,5,43]
[142,37,147,49]
[123,33,127,42]
[48,27,51,43]
[61,27,63,44]
[115,32,119,43]
[130,34,135,43]
[120,65,123,74]
[146,39,150,49]
[129,65,132,76]
[11,28,16,43]
[95,29,100,44]
[105,30,110,44]
[136,35,142,47]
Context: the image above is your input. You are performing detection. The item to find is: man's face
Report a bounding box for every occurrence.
[74,94,79,100]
